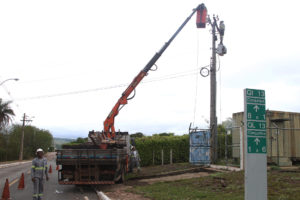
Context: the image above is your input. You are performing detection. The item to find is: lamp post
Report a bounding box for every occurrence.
[0,78,19,86]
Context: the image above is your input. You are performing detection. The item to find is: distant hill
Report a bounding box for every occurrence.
[54,137,75,149]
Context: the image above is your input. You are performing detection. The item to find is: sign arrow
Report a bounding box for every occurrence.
[254,137,260,145]
[253,105,259,112]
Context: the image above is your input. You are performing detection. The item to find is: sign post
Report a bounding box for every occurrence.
[244,88,267,200]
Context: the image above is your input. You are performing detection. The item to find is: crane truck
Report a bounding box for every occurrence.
[56,4,207,185]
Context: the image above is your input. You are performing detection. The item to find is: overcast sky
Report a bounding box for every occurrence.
[1,0,299,138]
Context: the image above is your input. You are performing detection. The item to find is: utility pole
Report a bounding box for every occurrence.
[210,18,218,163]
[19,113,32,161]
[208,15,226,163]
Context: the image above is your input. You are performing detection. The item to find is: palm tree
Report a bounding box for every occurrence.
[0,99,15,129]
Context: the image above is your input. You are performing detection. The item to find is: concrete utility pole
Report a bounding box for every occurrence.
[19,113,32,161]
[210,18,218,163]
[208,16,226,163]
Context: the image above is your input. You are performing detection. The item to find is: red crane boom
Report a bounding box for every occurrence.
[89,4,207,148]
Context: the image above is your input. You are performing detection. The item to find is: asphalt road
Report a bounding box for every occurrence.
[0,156,99,200]
[0,161,32,189]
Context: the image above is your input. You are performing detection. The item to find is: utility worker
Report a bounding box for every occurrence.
[131,146,141,172]
[31,148,49,200]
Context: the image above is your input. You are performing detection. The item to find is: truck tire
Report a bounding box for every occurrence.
[116,166,125,184]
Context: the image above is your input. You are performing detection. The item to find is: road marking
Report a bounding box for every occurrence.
[7,170,31,186]
[9,178,18,186]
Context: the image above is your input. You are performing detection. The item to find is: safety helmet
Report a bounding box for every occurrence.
[36,148,44,153]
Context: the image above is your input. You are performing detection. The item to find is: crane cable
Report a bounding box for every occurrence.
[217,55,222,123]
[192,31,200,126]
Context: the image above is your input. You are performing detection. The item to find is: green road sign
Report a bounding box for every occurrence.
[247,137,266,153]
[247,121,266,130]
[245,89,265,98]
[246,97,265,104]
[246,104,266,121]
[245,88,266,154]
[247,130,266,137]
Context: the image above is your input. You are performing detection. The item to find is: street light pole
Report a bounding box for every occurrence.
[0,78,19,86]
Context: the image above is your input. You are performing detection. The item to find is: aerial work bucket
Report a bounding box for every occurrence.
[196,4,207,28]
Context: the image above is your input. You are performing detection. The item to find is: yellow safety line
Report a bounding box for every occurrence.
[9,178,18,186]
[9,169,31,186]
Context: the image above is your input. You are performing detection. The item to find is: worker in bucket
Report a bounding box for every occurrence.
[131,146,141,172]
[31,148,49,200]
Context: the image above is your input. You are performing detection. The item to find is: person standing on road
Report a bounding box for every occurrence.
[31,148,49,200]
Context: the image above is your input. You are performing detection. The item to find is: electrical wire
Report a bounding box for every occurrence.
[219,59,222,124]
[127,89,136,101]
[193,31,200,126]
[15,65,209,101]
[216,54,221,72]
[150,64,158,71]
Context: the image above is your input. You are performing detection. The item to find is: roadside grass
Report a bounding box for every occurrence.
[129,170,300,200]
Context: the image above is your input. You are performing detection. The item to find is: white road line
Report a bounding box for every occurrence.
[0,161,31,169]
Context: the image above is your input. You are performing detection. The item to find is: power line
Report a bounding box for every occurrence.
[16,66,209,101]
[193,31,200,126]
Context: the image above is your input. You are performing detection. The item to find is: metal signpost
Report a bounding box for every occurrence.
[244,88,267,200]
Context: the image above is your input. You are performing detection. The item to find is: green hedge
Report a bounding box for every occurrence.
[134,131,233,166]
[135,135,189,167]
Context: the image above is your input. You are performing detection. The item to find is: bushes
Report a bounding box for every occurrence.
[135,134,189,167]
[134,128,233,167]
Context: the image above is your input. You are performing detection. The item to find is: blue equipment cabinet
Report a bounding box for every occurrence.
[189,128,210,165]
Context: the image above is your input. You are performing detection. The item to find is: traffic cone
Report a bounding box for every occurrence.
[1,178,10,200]
[48,165,52,173]
[17,173,25,190]
[56,165,59,171]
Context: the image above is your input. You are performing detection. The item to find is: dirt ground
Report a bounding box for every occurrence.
[101,184,150,200]
[45,152,56,161]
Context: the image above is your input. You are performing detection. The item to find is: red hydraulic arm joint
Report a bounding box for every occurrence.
[102,4,207,141]
[103,70,147,139]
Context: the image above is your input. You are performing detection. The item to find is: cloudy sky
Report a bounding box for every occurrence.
[1,0,299,138]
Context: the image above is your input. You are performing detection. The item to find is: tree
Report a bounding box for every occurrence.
[222,117,233,128]
[0,99,15,130]
[130,132,144,138]
[153,132,175,137]
[0,125,53,161]
[62,137,88,146]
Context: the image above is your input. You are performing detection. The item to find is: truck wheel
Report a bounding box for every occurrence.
[116,166,125,184]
